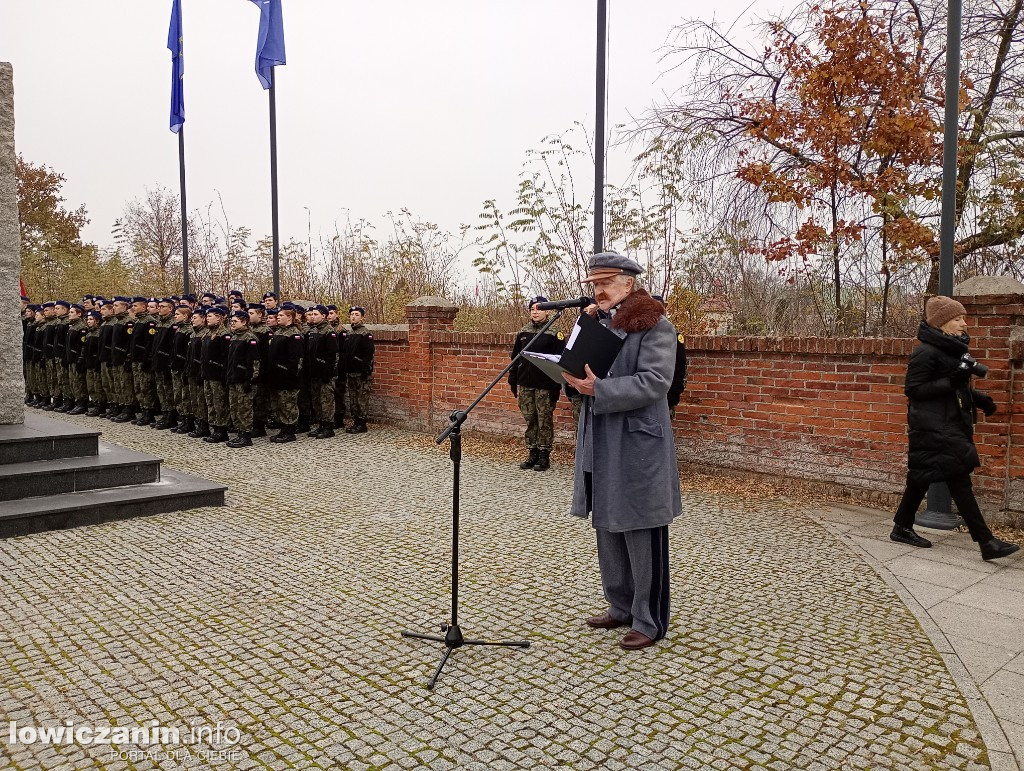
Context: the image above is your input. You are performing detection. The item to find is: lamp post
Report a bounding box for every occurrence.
[917,0,965,531]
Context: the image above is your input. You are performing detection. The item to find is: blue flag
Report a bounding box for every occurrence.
[250,0,286,90]
[167,0,184,133]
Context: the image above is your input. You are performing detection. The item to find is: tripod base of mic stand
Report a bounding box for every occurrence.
[402,624,530,690]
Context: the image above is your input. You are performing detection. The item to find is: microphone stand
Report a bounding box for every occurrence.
[402,308,567,689]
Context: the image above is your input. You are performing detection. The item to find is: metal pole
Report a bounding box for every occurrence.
[593,0,607,255]
[918,0,962,530]
[269,67,281,297]
[178,129,189,295]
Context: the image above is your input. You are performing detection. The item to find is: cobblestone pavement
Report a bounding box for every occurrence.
[0,414,992,770]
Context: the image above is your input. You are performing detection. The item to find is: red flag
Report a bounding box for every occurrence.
[19,277,26,299]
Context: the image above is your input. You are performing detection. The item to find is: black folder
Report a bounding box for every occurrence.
[522,311,625,383]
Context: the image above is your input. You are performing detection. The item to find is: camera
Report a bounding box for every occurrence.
[959,353,989,378]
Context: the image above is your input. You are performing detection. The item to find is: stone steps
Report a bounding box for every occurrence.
[0,412,225,536]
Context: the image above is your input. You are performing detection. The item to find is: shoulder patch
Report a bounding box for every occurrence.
[556,332,564,340]
[677,334,685,344]
[149,328,156,335]
[127,328,133,334]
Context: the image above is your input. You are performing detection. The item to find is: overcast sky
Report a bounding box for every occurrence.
[1,0,785,267]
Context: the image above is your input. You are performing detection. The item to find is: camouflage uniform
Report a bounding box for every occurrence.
[98,316,115,410]
[130,313,159,411]
[52,315,70,405]
[109,312,134,408]
[250,321,272,427]
[342,323,374,423]
[305,320,339,425]
[83,325,103,408]
[64,319,88,404]
[201,321,232,429]
[171,321,193,419]
[268,323,305,428]
[187,325,210,424]
[226,328,261,433]
[150,314,177,416]
[508,320,564,451]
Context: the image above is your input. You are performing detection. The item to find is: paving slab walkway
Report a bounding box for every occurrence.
[813,503,1024,771]
[0,410,1011,770]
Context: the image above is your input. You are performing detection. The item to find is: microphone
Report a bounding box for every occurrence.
[534,297,592,311]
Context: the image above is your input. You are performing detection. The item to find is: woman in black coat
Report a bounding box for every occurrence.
[892,296,1019,561]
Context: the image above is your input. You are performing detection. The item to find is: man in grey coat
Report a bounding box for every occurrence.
[564,252,682,651]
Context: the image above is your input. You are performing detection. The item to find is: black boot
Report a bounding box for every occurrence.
[981,538,1020,561]
[296,419,311,435]
[519,448,539,470]
[533,449,551,472]
[251,422,267,438]
[345,419,367,434]
[54,398,72,413]
[271,425,296,443]
[154,410,177,430]
[307,424,321,437]
[134,408,155,426]
[111,406,135,423]
[42,397,56,411]
[203,426,228,443]
[314,422,335,439]
[174,415,195,435]
[890,526,931,548]
[69,399,88,415]
[334,414,346,429]
[104,404,119,419]
[188,420,210,439]
[226,432,253,448]
[86,402,103,417]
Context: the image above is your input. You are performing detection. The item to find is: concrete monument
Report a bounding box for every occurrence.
[0,63,24,425]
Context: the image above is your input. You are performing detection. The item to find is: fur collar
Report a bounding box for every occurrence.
[611,288,664,333]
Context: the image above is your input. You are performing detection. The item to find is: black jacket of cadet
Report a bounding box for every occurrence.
[226,330,261,386]
[305,322,339,381]
[904,321,996,486]
[129,313,158,369]
[200,323,232,383]
[342,325,374,376]
[508,322,565,398]
[150,317,179,374]
[267,325,305,390]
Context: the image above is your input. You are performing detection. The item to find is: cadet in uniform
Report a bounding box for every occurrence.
[508,296,565,472]
[170,304,195,435]
[225,310,261,448]
[83,310,104,414]
[268,304,305,443]
[185,308,211,438]
[150,298,179,430]
[247,303,272,437]
[341,306,374,434]
[109,297,137,423]
[97,301,117,417]
[304,304,339,439]
[64,304,88,414]
[128,296,159,426]
[200,306,232,443]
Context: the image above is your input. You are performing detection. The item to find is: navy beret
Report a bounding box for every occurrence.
[247,302,266,311]
[230,310,249,321]
[70,303,84,312]
[349,306,365,315]
[207,305,228,317]
[310,304,328,315]
[85,310,102,320]
[42,301,55,308]
[55,300,71,308]
[262,291,278,300]
[266,308,279,316]
[193,307,209,316]
[181,293,198,302]
[528,296,548,309]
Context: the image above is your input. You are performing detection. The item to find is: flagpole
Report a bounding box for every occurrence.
[178,128,190,295]
[269,67,280,297]
[593,0,607,255]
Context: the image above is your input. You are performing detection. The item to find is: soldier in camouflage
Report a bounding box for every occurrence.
[268,304,306,443]
[185,308,211,438]
[150,298,179,429]
[248,303,272,437]
[304,304,339,439]
[82,310,104,415]
[64,304,88,414]
[109,297,137,423]
[97,301,117,417]
[508,297,565,472]
[341,306,374,433]
[225,311,262,448]
[128,296,159,425]
[51,300,72,412]
[200,306,233,443]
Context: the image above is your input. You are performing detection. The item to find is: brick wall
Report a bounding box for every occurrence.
[368,295,1024,516]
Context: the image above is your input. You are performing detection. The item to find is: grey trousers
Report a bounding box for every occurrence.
[595,525,670,641]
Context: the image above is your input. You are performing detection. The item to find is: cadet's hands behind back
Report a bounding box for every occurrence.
[975,391,997,416]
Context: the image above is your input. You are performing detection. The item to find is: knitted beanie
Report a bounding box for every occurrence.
[925,296,967,329]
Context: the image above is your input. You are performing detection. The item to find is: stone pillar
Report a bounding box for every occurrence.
[0,63,24,425]
[404,296,458,429]
[955,276,1024,522]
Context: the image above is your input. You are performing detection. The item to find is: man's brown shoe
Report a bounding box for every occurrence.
[619,630,656,650]
[585,612,627,630]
